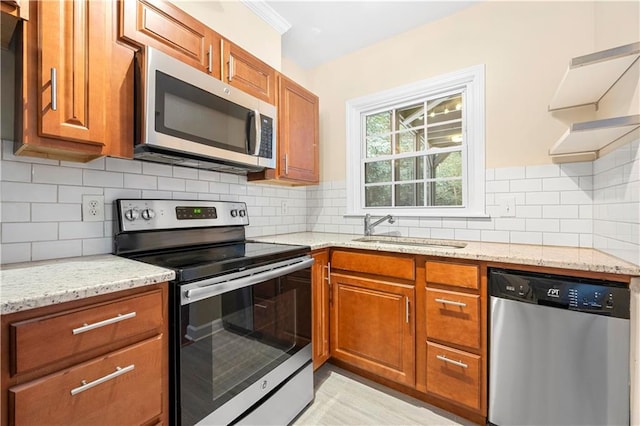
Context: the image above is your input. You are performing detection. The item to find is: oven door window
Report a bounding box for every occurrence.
[179,272,311,425]
[155,71,255,154]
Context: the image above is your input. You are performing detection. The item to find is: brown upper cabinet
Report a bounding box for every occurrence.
[119,0,221,78]
[221,39,276,105]
[15,0,134,162]
[1,0,28,20]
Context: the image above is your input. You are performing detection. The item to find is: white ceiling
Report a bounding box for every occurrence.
[264,1,477,69]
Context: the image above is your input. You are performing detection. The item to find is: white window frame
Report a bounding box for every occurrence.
[345,64,486,218]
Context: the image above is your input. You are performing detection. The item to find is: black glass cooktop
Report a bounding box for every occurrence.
[129,241,310,283]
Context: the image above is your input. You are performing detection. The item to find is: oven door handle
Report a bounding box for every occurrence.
[183,257,315,304]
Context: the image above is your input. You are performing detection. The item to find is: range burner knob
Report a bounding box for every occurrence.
[141,209,156,220]
[239,209,246,217]
[230,209,238,217]
[124,208,139,221]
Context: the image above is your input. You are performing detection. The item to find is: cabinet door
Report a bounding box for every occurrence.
[277,75,319,183]
[39,0,106,144]
[222,39,276,104]
[330,273,415,387]
[312,250,330,370]
[120,0,220,77]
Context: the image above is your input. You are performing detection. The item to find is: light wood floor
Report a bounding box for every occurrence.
[293,364,472,425]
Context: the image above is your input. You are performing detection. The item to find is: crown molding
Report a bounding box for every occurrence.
[240,0,292,35]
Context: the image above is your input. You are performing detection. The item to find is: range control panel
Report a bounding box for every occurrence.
[489,268,630,319]
[116,199,248,232]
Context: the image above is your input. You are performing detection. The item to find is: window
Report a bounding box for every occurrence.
[346,65,485,217]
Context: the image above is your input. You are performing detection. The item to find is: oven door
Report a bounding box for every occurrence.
[175,256,314,426]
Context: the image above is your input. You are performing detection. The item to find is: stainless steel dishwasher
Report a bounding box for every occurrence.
[489,268,630,426]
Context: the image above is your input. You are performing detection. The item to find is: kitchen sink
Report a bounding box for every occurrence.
[352,236,467,249]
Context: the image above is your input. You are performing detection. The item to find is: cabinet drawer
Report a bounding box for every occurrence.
[10,336,163,425]
[426,288,480,349]
[425,261,478,289]
[11,290,163,374]
[331,250,415,280]
[426,342,481,411]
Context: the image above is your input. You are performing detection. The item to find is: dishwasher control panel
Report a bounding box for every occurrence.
[489,268,630,319]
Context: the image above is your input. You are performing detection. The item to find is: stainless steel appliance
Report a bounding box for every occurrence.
[114,199,313,425]
[489,268,630,426]
[135,47,276,174]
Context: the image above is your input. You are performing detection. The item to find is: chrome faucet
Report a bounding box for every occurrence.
[364,214,395,236]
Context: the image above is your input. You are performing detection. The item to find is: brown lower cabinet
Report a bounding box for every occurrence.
[1,284,168,426]
[330,272,415,387]
[311,249,330,370]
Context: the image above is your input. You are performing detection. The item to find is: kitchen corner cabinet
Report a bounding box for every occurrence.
[15,0,134,162]
[248,74,320,185]
[329,250,416,387]
[119,0,221,78]
[416,259,487,419]
[311,249,330,370]
[1,0,28,20]
[222,39,276,105]
[0,284,169,426]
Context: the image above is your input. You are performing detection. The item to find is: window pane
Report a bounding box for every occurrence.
[395,103,424,130]
[366,111,391,136]
[394,157,423,181]
[426,93,463,149]
[366,134,392,158]
[395,183,424,206]
[365,160,392,183]
[424,179,463,206]
[435,179,463,206]
[397,129,425,154]
[424,151,462,179]
[365,185,392,207]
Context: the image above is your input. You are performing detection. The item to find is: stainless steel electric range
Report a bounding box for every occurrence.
[113,199,314,425]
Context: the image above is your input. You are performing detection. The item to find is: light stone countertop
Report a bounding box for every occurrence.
[0,255,175,315]
[253,232,640,276]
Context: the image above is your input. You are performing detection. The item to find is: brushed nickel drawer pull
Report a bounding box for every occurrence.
[207,44,213,73]
[435,298,467,308]
[436,354,468,369]
[254,303,268,309]
[72,312,137,335]
[324,263,331,285]
[51,67,58,111]
[228,56,235,81]
[405,296,410,323]
[70,364,135,395]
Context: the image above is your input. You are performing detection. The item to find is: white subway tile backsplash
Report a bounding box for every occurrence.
[33,164,82,186]
[560,190,592,205]
[525,191,560,205]
[542,205,579,219]
[144,190,173,199]
[209,182,229,194]
[560,219,592,234]
[542,177,580,192]
[173,166,198,179]
[495,166,525,180]
[104,188,142,203]
[1,160,31,182]
[526,218,560,233]
[185,180,209,193]
[431,228,455,239]
[142,162,173,177]
[510,231,543,245]
[1,202,30,222]
[124,173,157,190]
[59,221,104,240]
[481,230,509,243]
[2,222,58,243]
[106,157,142,173]
[560,162,592,177]
[83,170,123,188]
[408,227,431,238]
[158,177,186,192]
[198,170,221,181]
[543,233,579,247]
[526,164,559,178]
[455,229,481,241]
[494,218,526,231]
[32,203,80,222]
[515,205,542,218]
[82,238,112,256]
[61,157,105,170]
[1,243,31,263]
[486,180,510,193]
[58,185,103,203]
[2,182,57,202]
[509,179,541,192]
[442,218,467,229]
[32,240,82,261]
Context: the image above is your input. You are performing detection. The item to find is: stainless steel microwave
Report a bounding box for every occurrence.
[134,47,276,173]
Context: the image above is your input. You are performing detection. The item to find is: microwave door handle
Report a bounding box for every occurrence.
[253,109,261,156]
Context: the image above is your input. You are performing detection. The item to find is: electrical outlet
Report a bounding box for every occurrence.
[82,195,105,222]
[499,196,516,217]
[281,200,289,215]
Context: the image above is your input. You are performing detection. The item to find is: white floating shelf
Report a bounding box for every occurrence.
[549,42,640,111]
[549,114,640,156]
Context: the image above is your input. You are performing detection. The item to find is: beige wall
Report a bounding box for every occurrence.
[172,0,282,70]
[306,1,638,182]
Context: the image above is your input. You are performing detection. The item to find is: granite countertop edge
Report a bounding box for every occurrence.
[1,255,176,315]
[252,232,640,276]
